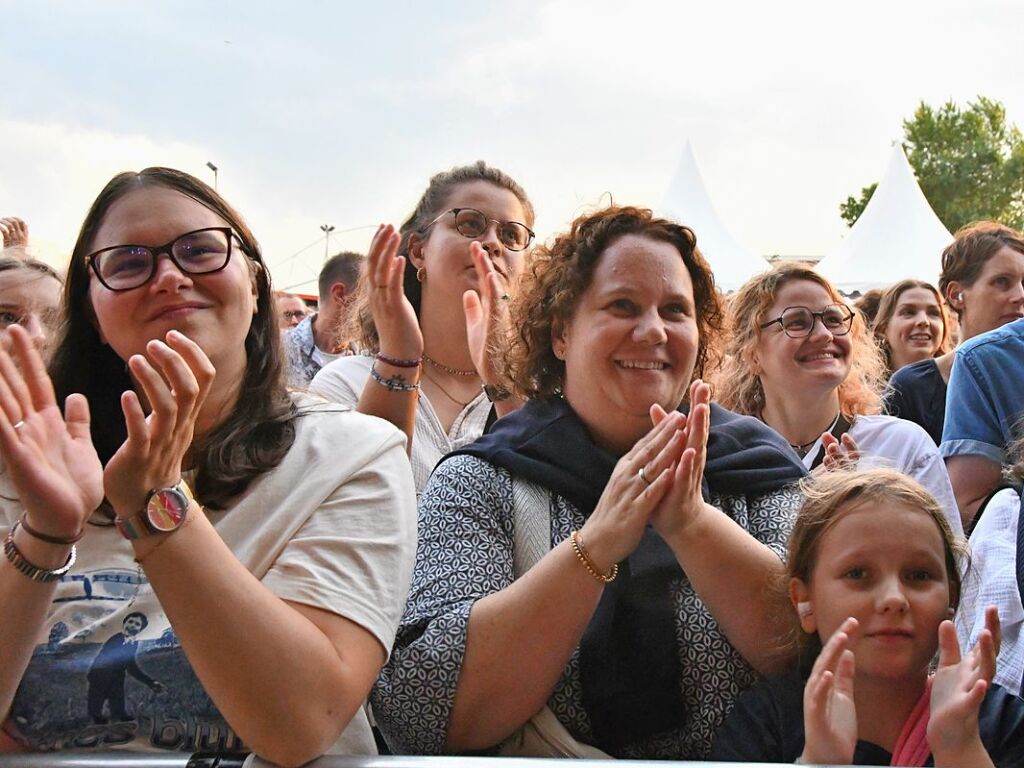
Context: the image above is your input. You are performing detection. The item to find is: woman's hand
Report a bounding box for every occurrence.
[103,331,214,517]
[801,616,859,766]
[822,432,860,471]
[0,325,102,538]
[648,380,712,543]
[464,241,511,384]
[577,409,688,573]
[369,224,423,361]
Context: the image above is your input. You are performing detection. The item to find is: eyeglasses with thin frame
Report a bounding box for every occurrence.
[760,304,855,338]
[420,208,535,252]
[85,227,235,292]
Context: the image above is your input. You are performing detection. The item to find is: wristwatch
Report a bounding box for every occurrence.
[115,481,193,540]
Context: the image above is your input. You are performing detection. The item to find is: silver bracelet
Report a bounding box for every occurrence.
[4,522,76,582]
[369,364,420,392]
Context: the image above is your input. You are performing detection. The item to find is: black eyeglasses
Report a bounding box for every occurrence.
[85,227,235,292]
[421,208,534,252]
[760,304,855,338]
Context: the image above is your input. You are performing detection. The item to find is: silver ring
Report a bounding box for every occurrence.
[12,420,25,431]
[638,465,651,486]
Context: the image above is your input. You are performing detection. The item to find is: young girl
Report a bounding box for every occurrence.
[711,468,1024,766]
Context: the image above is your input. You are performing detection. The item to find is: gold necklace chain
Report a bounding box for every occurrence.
[422,369,476,408]
[423,353,478,377]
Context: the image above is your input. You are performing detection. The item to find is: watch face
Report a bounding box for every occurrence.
[146,487,189,533]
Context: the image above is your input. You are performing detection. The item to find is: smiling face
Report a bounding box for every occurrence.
[791,501,951,685]
[409,180,529,308]
[0,268,62,352]
[883,287,944,370]
[753,279,853,401]
[952,245,1024,340]
[85,185,257,378]
[554,234,699,453]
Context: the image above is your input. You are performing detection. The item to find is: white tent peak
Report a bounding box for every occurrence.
[659,140,768,292]
[816,143,953,294]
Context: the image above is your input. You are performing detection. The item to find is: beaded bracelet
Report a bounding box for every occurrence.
[4,523,76,582]
[375,352,422,369]
[369,364,420,392]
[569,529,618,583]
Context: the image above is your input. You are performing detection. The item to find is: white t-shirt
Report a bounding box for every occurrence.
[1,393,417,755]
[310,355,493,495]
[957,487,1023,696]
[800,414,963,537]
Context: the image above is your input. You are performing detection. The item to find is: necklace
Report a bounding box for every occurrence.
[423,353,478,377]
[422,369,476,408]
[759,411,840,458]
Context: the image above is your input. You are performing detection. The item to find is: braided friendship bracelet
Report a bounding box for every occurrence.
[569,529,618,583]
[369,364,420,392]
[4,523,76,582]
[375,352,422,369]
[19,514,84,545]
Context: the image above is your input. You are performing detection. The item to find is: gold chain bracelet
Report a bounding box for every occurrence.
[569,529,618,583]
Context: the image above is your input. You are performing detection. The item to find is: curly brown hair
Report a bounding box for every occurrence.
[713,262,886,419]
[505,205,724,399]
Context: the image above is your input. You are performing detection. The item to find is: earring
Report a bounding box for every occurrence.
[416,266,426,283]
[797,602,813,618]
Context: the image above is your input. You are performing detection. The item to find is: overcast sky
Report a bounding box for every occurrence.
[3,0,1022,293]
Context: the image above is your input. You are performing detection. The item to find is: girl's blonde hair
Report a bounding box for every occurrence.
[713,262,886,419]
[783,468,967,663]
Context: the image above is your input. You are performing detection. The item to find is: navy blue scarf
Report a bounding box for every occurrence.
[451,397,806,754]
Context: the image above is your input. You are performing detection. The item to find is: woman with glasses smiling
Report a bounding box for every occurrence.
[311,161,534,494]
[714,262,962,534]
[0,168,416,763]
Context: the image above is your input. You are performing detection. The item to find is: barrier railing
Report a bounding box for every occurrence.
[0,753,805,768]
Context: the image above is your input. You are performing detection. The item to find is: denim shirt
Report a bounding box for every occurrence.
[940,318,1024,464]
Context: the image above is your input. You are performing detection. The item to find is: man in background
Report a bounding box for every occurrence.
[276,292,310,329]
[283,251,363,386]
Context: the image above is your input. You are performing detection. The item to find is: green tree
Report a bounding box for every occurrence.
[839,97,1024,231]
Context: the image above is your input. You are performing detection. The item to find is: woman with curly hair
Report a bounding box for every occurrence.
[713,263,961,534]
[372,206,808,759]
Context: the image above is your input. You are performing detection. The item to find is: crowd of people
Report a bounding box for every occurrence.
[0,163,1022,766]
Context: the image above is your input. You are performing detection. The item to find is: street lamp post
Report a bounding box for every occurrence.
[206,161,219,190]
[320,224,335,260]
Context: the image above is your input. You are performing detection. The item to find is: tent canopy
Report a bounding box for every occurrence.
[816,144,952,294]
[659,141,768,292]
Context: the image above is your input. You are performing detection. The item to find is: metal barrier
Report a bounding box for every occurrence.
[0,753,802,768]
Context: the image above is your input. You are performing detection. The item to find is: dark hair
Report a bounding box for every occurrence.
[939,221,1024,318]
[124,611,149,630]
[506,205,723,398]
[784,468,966,664]
[350,161,534,352]
[852,288,883,326]
[318,251,363,303]
[49,167,295,512]
[872,279,951,374]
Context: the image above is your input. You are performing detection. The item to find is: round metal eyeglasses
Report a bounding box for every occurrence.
[759,304,855,338]
[421,208,534,252]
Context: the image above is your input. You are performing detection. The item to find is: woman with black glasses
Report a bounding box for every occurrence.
[311,161,534,494]
[713,262,961,533]
[0,168,416,762]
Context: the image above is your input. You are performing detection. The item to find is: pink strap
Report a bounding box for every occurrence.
[890,677,932,766]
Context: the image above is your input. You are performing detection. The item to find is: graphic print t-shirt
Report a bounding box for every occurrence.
[0,396,417,755]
